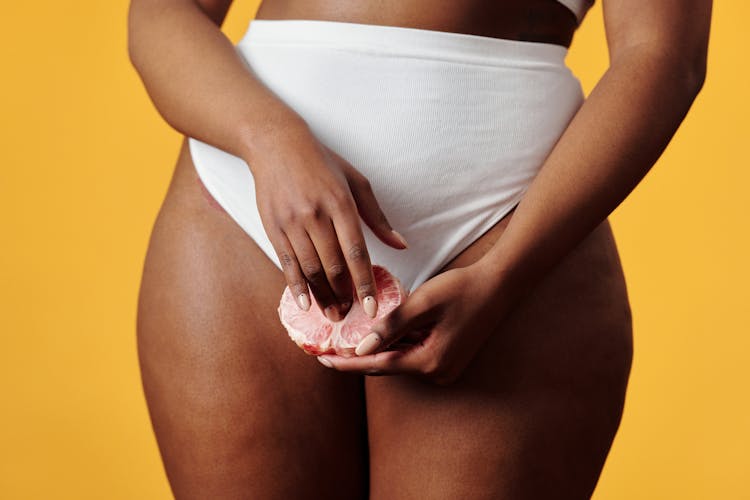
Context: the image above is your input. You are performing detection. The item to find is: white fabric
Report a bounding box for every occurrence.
[188,19,585,293]
[556,0,595,24]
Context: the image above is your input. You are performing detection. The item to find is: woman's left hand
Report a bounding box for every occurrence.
[316,260,514,385]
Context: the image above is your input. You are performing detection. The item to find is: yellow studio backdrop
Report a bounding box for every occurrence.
[0,1,746,498]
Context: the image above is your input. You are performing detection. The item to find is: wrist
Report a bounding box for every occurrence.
[472,250,532,307]
[473,254,511,292]
[237,108,312,171]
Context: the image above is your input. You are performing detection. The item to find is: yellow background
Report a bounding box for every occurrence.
[1,1,746,498]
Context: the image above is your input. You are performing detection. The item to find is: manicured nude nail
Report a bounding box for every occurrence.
[363,296,378,319]
[356,332,382,356]
[325,305,341,322]
[317,356,334,368]
[391,230,409,249]
[298,293,311,311]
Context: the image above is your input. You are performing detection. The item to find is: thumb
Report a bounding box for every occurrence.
[348,177,409,250]
[355,292,434,356]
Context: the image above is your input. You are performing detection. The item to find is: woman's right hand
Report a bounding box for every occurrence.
[250,122,409,322]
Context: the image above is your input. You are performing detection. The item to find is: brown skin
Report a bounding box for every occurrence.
[130,0,710,498]
[255,0,579,46]
[139,140,630,499]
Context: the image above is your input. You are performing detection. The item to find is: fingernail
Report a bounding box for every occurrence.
[356,332,382,356]
[340,301,351,316]
[324,305,341,322]
[317,356,334,368]
[363,296,378,319]
[298,293,311,311]
[391,230,409,249]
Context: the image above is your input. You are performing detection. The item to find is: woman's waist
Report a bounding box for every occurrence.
[237,18,571,69]
[252,1,578,48]
[236,19,584,121]
[236,30,584,155]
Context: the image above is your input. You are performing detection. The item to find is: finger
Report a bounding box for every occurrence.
[285,226,341,322]
[317,349,409,376]
[267,229,311,312]
[327,197,380,319]
[305,216,354,317]
[347,174,409,250]
[355,292,436,356]
[318,340,433,376]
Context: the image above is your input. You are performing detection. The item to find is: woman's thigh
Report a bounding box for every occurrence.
[365,213,633,500]
[137,138,368,500]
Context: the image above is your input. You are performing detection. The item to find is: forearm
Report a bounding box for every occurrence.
[478,46,705,299]
[127,0,308,165]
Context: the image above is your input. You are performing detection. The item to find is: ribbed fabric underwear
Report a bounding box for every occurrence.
[188,16,587,293]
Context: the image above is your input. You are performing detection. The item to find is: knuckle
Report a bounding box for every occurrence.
[347,242,369,263]
[356,279,376,297]
[327,262,348,281]
[278,251,296,270]
[329,190,353,212]
[300,260,324,280]
[275,208,295,226]
[298,203,323,222]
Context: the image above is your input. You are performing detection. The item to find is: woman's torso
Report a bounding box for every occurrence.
[255,0,581,47]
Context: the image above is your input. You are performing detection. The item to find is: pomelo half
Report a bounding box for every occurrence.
[278,265,407,357]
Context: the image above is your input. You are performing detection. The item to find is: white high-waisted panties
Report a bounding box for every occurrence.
[188,19,584,294]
